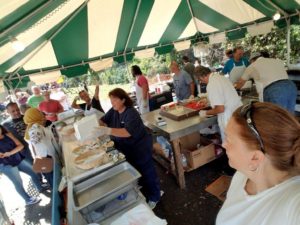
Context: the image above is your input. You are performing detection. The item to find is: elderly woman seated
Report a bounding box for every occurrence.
[216,102,300,225]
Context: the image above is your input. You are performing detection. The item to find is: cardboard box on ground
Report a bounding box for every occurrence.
[153,132,222,170]
[180,132,217,169]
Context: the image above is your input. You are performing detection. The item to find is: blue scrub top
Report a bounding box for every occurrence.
[102,107,148,145]
[222,57,249,74]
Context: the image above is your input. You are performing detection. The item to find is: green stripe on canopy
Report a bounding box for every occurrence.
[0,0,47,32]
[125,0,155,50]
[0,0,65,46]
[0,20,66,74]
[227,28,247,40]
[243,0,275,17]
[114,0,138,53]
[61,64,89,78]
[190,0,238,31]
[159,0,193,44]
[52,6,89,65]
[113,53,134,64]
[155,45,174,55]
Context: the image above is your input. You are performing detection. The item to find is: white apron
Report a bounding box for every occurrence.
[135,78,149,114]
[229,61,252,89]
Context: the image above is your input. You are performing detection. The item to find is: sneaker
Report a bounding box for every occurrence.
[25,196,41,206]
[41,183,50,188]
[160,190,164,197]
[39,185,51,193]
[148,201,158,210]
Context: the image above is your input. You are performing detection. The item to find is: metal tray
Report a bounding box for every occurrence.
[83,188,144,223]
[71,162,141,212]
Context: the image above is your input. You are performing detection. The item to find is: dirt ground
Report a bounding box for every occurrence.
[153,154,233,225]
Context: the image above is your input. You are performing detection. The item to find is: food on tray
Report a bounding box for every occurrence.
[184,100,207,111]
[74,149,108,170]
[72,145,88,154]
[76,153,110,170]
[102,140,114,149]
[160,102,177,111]
[61,125,75,135]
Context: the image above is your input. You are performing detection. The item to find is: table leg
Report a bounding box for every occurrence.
[171,138,185,189]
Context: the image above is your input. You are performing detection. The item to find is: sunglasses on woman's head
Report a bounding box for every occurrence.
[239,101,265,153]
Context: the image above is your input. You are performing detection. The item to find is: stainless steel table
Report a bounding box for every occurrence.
[141,109,217,189]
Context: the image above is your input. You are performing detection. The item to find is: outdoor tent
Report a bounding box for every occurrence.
[1,0,300,88]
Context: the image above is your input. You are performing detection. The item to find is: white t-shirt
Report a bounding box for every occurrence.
[242,57,288,100]
[50,90,69,110]
[216,172,300,225]
[207,73,242,139]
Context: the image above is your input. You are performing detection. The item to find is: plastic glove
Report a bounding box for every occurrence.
[199,110,208,118]
[198,93,208,98]
[142,99,148,108]
[189,95,195,100]
[93,126,112,137]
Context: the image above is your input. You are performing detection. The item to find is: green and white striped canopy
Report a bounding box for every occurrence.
[1,0,300,88]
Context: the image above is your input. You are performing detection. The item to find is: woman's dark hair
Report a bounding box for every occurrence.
[0,125,8,135]
[131,65,142,77]
[109,88,133,107]
[232,102,300,175]
[260,50,270,58]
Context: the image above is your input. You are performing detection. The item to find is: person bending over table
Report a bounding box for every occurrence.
[216,102,300,225]
[94,88,161,209]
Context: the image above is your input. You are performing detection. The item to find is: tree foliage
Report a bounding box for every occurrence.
[62,25,300,87]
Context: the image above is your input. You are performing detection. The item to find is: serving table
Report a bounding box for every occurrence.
[141,109,217,189]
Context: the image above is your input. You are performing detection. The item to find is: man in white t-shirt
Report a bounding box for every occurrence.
[194,66,242,141]
[236,52,297,113]
[50,87,70,111]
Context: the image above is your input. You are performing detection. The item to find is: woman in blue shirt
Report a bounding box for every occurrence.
[0,125,43,205]
[95,88,161,208]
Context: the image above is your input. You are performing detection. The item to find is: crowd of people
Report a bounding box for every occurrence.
[0,47,299,224]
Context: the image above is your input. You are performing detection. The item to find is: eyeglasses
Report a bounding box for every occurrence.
[240,101,265,152]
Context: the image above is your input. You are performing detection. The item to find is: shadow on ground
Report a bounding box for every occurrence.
[154,154,233,225]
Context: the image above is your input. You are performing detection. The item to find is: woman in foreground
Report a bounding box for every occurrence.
[216,102,300,225]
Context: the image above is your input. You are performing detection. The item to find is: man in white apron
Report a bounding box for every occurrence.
[222,46,249,86]
[131,65,150,114]
[195,66,242,141]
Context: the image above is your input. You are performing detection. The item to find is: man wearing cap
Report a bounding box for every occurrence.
[236,52,297,113]
[194,66,242,141]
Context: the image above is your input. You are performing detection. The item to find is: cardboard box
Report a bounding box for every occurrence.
[180,132,216,169]
[205,175,232,201]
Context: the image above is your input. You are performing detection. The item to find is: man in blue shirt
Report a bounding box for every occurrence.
[170,61,195,100]
[222,47,249,82]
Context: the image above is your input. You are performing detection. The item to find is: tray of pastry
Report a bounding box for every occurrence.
[69,139,125,183]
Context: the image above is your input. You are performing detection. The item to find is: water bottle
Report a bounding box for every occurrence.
[172,93,177,103]
[156,136,172,158]
[181,154,187,167]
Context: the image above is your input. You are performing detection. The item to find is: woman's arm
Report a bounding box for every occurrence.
[94,84,99,100]
[110,128,131,138]
[2,133,24,157]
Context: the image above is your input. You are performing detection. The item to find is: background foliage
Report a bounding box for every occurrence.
[63,25,300,87]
